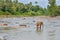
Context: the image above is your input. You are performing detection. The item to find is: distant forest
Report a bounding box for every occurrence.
[0,0,60,16]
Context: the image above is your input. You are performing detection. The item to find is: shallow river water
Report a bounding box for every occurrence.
[0,17,60,40]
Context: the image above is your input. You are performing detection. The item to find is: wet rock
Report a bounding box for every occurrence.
[15,22,19,24]
[22,18,26,20]
[0,24,8,27]
[33,20,35,22]
[19,24,27,27]
[3,24,8,26]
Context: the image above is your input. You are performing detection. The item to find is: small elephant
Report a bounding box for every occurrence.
[36,21,43,32]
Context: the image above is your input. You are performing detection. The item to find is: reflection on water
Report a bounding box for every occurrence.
[0,17,60,40]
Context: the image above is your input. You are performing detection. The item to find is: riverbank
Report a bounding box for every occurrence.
[0,15,60,19]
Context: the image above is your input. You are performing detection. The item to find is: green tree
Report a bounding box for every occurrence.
[56,6,60,15]
[31,5,39,12]
[47,0,57,16]
[25,2,32,11]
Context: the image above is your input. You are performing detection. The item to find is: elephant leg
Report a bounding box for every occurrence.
[36,26,38,31]
[40,25,41,30]
[36,26,41,32]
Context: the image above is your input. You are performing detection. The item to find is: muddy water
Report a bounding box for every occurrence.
[0,17,60,40]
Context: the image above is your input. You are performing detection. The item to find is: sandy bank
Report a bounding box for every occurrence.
[0,15,60,20]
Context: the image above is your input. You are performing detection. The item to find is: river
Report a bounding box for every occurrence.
[0,17,60,40]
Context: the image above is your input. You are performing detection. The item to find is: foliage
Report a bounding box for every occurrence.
[0,0,60,16]
[47,0,59,17]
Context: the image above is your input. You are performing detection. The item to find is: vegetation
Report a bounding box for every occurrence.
[0,0,60,17]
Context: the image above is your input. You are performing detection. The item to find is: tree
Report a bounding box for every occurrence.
[31,5,39,12]
[47,0,57,16]
[56,6,60,15]
[25,2,32,11]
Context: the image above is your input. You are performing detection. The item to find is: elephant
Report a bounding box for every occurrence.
[36,21,44,32]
